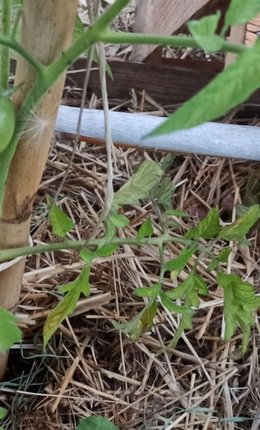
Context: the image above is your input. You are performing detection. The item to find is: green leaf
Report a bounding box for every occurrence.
[192,273,208,295]
[113,300,157,341]
[218,205,260,241]
[160,291,192,314]
[185,208,220,240]
[208,247,232,271]
[225,0,260,26]
[166,209,190,218]
[112,160,163,208]
[109,213,129,227]
[0,308,21,353]
[137,217,153,239]
[48,202,74,238]
[217,273,260,353]
[149,40,260,135]
[134,283,161,298]
[0,408,6,421]
[95,244,118,257]
[80,249,95,264]
[76,417,119,430]
[150,177,175,210]
[165,246,197,278]
[164,272,208,350]
[188,12,224,51]
[43,266,91,347]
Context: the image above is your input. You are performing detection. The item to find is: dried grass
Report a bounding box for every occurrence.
[1,2,260,430]
[0,137,259,430]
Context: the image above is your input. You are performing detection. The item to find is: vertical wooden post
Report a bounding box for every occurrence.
[225,25,246,66]
[0,0,78,378]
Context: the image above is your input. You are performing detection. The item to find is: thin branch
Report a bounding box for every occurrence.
[0,35,45,75]
[0,235,192,263]
[0,0,11,89]
[100,31,248,55]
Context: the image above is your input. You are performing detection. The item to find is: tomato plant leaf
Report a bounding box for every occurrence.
[109,213,129,227]
[185,208,220,240]
[217,273,260,354]
[43,266,91,347]
[137,217,153,239]
[218,204,260,241]
[166,209,190,218]
[113,300,157,341]
[0,308,21,353]
[208,247,232,271]
[148,40,260,135]
[112,160,163,208]
[165,246,197,278]
[188,12,224,51]
[76,417,119,430]
[48,202,74,238]
[225,0,260,26]
[160,291,192,314]
[134,283,161,298]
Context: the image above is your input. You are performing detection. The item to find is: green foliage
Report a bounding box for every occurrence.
[0,407,6,420]
[1,0,260,359]
[165,246,197,278]
[48,200,74,238]
[0,406,7,430]
[137,217,153,239]
[113,299,157,341]
[112,160,163,208]
[0,95,15,153]
[208,247,232,271]
[185,208,220,240]
[217,273,260,353]
[109,213,129,227]
[225,0,260,26]
[149,39,260,135]
[188,12,223,51]
[43,266,91,347]
[0,308,21,353]
[76,417,119,430]
[218,204,260,241]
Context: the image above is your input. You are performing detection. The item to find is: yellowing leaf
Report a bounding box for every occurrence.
[112,161,163,208]
[43,267,91,347]
[218,205,260,241]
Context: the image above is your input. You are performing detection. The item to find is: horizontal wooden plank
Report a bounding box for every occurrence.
[64,59,260,110]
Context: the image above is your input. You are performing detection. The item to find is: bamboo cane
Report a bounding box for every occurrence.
[0,0,78,378]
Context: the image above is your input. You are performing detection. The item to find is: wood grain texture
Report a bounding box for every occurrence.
[131,0,217,62]
[64,58,260,111]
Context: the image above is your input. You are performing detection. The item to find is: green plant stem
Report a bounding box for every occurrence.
[0,235,192,263]
[0,0,11,89]
[100,30,248,55]
[0,35,45,75]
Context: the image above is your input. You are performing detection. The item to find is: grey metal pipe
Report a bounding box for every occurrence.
[56,105,260,161]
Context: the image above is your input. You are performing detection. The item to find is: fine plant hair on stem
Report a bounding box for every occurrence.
[20,108,55,150]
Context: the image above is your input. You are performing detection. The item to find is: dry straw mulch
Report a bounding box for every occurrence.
[1,138,260,430]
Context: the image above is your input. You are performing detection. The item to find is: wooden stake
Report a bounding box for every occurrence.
[0,0,77,378]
